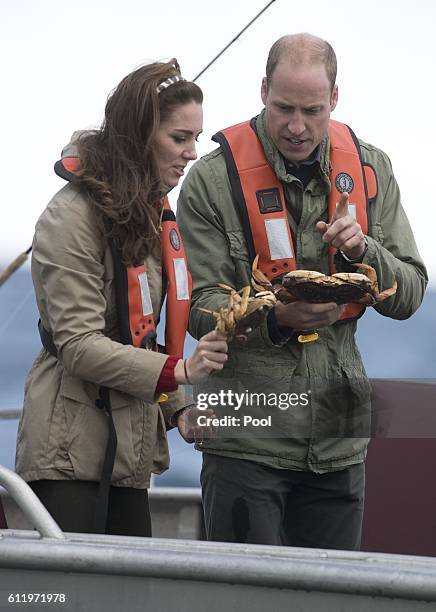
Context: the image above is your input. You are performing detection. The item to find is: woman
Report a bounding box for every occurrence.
[15,59,227,536]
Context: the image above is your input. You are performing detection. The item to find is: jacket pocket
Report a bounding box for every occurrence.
[341,364,372,438]
[57,374,136,482]
[312,364,371,439]
[227,230,250,262]
[310,364,371,465]
[61,374,134,412]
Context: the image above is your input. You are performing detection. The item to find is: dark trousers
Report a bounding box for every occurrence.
[201,453,365,550]
[29,480,151,537]
[0,498,7,529]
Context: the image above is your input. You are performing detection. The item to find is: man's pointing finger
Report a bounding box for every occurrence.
[332,191,349,220]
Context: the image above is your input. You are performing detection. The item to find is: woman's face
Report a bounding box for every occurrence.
[154,101,203,189]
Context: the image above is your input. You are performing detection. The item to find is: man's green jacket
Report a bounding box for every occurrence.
[177,112,427,473]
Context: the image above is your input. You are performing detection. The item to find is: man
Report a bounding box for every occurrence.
[177,33,427,549]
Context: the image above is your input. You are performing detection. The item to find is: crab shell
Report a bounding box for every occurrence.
[281,264,396,306]
[282,270,370,304]
[251,255,397,308]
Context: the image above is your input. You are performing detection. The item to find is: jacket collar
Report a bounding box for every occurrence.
[255,109,331,192]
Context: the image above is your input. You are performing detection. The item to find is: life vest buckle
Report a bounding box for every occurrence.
[297,331,320,344]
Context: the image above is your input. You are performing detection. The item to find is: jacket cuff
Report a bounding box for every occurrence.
[155,355,179,394]
[267,308,294,346]
[159,387,194,430]
[335,238,369,270]
[169,404,195,428]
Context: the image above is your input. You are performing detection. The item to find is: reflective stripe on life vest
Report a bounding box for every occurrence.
[213,119,374,322]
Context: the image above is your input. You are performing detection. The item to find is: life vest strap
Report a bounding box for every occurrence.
[363,163,377,202]
[213,122,294,281]
[160,198,192,356]
[212,129,257,263]
[92,386,117,534]
[38,319,58,357]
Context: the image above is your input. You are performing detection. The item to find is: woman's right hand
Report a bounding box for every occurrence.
[174,329,228,385]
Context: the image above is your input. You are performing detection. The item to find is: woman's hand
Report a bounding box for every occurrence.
[174,329,228,385]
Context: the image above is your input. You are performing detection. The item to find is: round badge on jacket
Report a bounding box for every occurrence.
[335,172,354,194]
[170,228,181,251]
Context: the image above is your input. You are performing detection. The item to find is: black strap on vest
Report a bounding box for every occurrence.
[212,120,257,264]
[38,319,117,534]
[92,386,117,533]
[38,319,58,358]
[162,208,176,223]
[109,242,132,346]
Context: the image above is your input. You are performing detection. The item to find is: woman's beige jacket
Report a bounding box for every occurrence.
[16,182,191,488]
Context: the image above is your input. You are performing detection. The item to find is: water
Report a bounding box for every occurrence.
[1,267,435,485]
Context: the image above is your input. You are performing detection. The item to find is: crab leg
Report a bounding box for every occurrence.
[351,263,377,283]
[196,306,220,318]
[239,285,251,313]
[351,264,397,303]
[252,254,273,292]
[377,281,398,302]
[218,283,237,292]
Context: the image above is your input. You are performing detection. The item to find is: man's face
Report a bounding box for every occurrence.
[261,61,338,163]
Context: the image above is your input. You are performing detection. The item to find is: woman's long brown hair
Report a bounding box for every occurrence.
[77,59,202,266]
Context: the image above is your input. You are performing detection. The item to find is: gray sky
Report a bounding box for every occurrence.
[1,0,435,285]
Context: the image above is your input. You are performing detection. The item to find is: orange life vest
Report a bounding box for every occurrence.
[212,118,377,321]
[54,157,191,356]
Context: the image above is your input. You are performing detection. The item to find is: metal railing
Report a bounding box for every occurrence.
[0,465,64,539]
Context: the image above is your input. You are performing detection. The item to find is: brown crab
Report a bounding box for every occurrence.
[252,256,397,306]
[196,284,276,342]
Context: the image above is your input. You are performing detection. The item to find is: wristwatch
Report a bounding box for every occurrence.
[339,237,368,264]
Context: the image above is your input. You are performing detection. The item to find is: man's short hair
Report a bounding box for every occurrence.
[265,34,337,93]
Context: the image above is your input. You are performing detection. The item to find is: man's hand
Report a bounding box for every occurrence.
[177,406,216,444]
[275,300,345,330]
[315,192,366,260]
